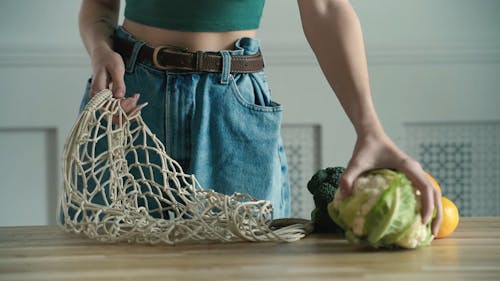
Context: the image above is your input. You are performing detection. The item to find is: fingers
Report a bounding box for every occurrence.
[120,94,140,113]
[418,177,435,224]
[89,69,108,98]
[339,160,365,198]
[110,94,139,124]
[128,101,149,118]
[108,54,126,98]
[399,158,443,233]
[431,189,443,235]
[402,160,433,223]
[89,52,126,98]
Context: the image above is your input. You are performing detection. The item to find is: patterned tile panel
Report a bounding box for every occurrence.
[401,121,500,217]
[419,142,473,216]
[281,125,321,219]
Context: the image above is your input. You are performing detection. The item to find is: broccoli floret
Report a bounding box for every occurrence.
[313,183,336,208]
[307,166,345,233]
[311,207,343,233]
[307,166,345,197]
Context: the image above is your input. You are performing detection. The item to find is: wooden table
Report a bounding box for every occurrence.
[0,217,499,281]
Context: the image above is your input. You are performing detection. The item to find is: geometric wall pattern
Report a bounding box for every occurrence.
[281,124,322,219]
[282,121,500,218]
[402,121,500,217]
[419,142,473,216]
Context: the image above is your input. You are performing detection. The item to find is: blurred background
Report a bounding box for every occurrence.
[0,0,499,226]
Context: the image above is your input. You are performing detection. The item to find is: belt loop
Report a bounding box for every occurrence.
[125,40,146,73]
[195,51,203,72]
[219,50,231,85]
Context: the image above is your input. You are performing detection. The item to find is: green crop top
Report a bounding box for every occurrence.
[124,0,265,32]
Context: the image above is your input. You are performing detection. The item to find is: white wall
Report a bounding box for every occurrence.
[259,0,500,165]
[0,0,499,225]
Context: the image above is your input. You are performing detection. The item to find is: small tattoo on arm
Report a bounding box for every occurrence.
[95,17,116,33]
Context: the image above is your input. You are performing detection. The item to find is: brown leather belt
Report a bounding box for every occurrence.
[113,37,265,73]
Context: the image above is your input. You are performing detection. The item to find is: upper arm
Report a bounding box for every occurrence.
[81,0,120,11]
[297,0,354,37]
[79,0,120,24]
[297,0,349,17]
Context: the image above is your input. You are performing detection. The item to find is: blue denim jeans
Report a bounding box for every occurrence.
[79,27,291,218]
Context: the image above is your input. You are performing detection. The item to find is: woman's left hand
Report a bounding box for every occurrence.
[338,130,443,235]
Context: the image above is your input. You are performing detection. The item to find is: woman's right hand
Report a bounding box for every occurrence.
[89,43,126,99]
[90,43,142,116]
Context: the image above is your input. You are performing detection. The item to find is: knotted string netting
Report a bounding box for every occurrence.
[58,89,311,244]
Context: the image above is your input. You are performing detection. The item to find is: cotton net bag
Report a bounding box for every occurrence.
[58,89,311,244]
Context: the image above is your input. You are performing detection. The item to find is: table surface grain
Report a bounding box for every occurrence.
[0,217,499,281]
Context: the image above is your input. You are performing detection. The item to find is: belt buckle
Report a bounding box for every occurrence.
[152,45,188,70]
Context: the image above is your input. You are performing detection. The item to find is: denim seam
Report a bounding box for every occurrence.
[228,75,283,113]
[277,140,291,217]
[164,72,171,157]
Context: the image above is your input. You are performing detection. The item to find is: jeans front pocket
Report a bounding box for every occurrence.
[190,72,290,218]
[229,72,282,112]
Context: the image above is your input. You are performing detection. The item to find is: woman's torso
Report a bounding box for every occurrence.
[123,19,257,51]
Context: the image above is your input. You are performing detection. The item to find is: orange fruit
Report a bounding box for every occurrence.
[426,172,442,194]
[436,197,460,239]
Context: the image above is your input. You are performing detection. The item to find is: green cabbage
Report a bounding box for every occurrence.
[327,169,434,249]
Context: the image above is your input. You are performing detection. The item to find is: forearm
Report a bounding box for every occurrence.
[298,0,383,136]
[79,0,120,58]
